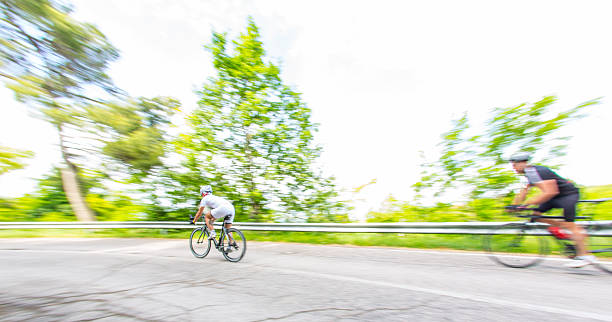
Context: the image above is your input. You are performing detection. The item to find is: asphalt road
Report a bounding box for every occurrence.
[1,238,611,321]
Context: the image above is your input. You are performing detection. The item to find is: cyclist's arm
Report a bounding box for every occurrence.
[524,179,559,205]
[513,185,530,204]
[193,206,207,222]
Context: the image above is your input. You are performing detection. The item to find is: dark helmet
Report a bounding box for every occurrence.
[508,152,531,162]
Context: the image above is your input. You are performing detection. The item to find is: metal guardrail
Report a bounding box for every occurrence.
[1,221,612,236]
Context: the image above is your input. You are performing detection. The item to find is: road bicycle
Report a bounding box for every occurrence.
[482,198,612,274]
[189,215,247,262]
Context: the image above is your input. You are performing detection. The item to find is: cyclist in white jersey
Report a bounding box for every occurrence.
[190,185,235,241]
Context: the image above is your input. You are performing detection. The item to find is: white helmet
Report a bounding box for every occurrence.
[508,152,531,162]
[200,185,212,195]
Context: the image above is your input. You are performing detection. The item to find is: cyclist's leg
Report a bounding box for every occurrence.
[534,198,585,256]
[223,207,236,243]
[533,200,561,226]
[558,221,586,256]
[555,194,586,256]
[204,211,215,232]
[209,207,230,236]
[536,194,586,256]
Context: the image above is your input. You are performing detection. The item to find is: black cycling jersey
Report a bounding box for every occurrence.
[524,165,578,196]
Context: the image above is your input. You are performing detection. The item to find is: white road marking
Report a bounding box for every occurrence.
[262,265,612,321]
[277,242,612,265]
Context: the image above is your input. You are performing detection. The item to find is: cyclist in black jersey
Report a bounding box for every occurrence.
[508,152,596,268]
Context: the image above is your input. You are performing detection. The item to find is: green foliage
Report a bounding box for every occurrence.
[0,168,76,221]
[0,197,27,221]
[0,0,119,132]
[366,185,612,223]
[85,97,180,181]
[367,195,484,223]
[578,184,612,220]
[1,0,119,104]
[166,18,346,222]
[86,194,144,221]
[415,96,599,202]
[0,167,145,222]
[0,145,33,175]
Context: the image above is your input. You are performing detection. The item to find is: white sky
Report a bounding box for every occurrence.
[1,0,611,219]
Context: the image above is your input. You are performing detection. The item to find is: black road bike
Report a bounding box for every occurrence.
[189,216,247,262]
[483,198,612,274]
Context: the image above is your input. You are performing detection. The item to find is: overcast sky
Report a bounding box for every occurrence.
[1,0,611,218]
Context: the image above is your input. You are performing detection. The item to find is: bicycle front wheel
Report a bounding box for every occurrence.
[483,223,548,268]
[190,227,211,258]
[221,228,246,262]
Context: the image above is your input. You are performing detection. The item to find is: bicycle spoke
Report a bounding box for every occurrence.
[197,229,206,244]
[190,227,212,258]
[221,228,246,262]
[483,223,547,268]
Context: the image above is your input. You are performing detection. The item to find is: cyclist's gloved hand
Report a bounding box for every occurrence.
[506,204,527,212]
[188,215,195,224]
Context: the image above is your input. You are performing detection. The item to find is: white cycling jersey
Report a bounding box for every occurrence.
[200,194,235,222]
[200,194,232,209]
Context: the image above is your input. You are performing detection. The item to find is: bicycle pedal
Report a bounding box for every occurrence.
[563,244,577,257]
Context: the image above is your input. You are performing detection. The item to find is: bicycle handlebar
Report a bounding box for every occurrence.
[503,205,538,211]
[501,206,591,220]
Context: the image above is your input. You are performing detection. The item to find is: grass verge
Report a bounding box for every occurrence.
[0,229,490,252]
[1,229,609,258]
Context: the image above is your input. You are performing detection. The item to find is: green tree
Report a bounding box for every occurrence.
[167,19,346,222]
[1,0,119,221]
[0,167,145,222]
[84,96,180,182]
[414,96,599,206]
[0,145,33,175]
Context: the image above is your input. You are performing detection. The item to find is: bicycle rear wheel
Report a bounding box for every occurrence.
[483,223,548,268]
[190,227,212,258]
[585,224,612,274]
[221,228,246,262]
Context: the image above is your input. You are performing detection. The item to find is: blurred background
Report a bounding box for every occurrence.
[1,0,611,225]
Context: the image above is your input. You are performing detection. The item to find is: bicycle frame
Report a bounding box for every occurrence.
[485,199,612,273]
[205,216,233,251]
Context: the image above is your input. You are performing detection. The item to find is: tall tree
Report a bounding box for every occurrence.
[1,0,119,220]
[169,19,346,222]
[414,96,599,203]
[84,96,180,182]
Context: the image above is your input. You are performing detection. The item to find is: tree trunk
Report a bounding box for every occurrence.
[244,133,260,221]
[57,124,96,221]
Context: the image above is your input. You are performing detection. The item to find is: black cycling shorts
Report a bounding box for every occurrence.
[535,193,580,222]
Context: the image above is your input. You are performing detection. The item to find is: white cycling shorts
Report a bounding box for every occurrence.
[211,205,235,223]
